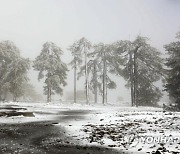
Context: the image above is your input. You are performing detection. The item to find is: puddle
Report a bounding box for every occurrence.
[0,106,27,111]
[59,110,91,115]
[0,111,35,117]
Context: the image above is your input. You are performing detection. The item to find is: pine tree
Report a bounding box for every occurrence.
[78,59,100,103]
[79,38,92,104]
[87,59,98,103]
[0,41,30,101]
[82,43,118,104]
[113,36,164,107]
[69,41,83,103]
[33,42,68,102]
[165,32,180,108]
[7,56,30,101]
[70,37,91,104]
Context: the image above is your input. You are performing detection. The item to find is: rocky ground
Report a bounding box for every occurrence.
[82,111,180,154]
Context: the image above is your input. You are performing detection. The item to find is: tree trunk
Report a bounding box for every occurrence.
[133,46,139,107]
[49,86,52,102]
[129,51,134,106]
[47,73,50,102]
[13,72,17,102]
[105,61,107,104]
[94,60,98,103]
[84,45,89,104]
[47,87,49,102]
[133,52,137,106]
[106,80,107,104]
[102,50,106,104]
[74,59,77,103]
[47,86,50,102]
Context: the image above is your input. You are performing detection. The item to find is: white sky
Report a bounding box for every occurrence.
[0,0,180,102]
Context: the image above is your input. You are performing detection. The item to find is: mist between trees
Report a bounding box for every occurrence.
[0,32,180,108]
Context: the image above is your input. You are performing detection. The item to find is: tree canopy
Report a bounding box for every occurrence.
[33,42,68,102]
[0,41,30,101]
[165,32,180,108]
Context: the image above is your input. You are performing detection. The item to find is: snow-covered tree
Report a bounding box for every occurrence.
[6,57,30,101]
[114,36,164,107]
[92,43,116,104]
[87,59,98,103]
[0,41,30,101]
[79,38,92,104]
[69,41,83,103]
[165,32,180,108]
[78,43,118,104]
[33,42,68,102]
[70,37,91,104]
[78,59,99,103]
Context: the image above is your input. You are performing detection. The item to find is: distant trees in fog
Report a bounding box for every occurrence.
[70,36,164,107]
[0,31,179,107]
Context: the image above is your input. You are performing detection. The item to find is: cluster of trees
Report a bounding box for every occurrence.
[0,31,179,108]
[69,36,165,107]
[0,41,68,102]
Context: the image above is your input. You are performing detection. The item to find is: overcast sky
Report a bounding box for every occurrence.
[0,0,180,102]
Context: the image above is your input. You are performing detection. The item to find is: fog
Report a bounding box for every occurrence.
[0,0,180,102]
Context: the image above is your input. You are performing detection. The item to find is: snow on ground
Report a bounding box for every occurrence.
[0,101,180,154]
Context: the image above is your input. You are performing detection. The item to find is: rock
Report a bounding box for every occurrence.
[138,148,142,151]
[152,150,161,154]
